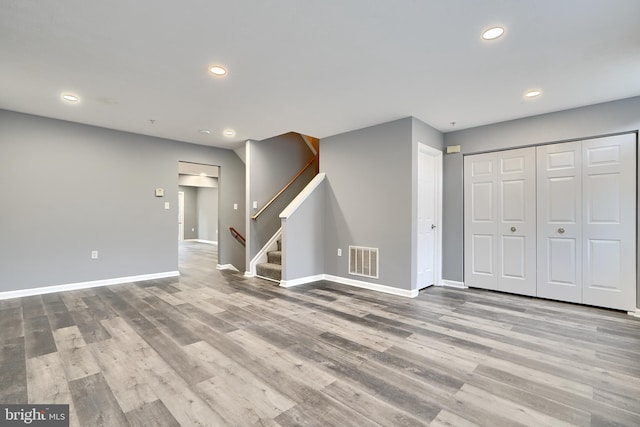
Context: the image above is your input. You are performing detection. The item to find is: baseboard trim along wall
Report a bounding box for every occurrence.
[629,309,640,318]
[280,274,418,298]
[441,280,467,289]
[280,275,325,288]
[217,264,239,272]
[0,271,180,301]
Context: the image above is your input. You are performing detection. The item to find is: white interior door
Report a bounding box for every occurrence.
[464,152,498,290]
[537,141,582,303]
[417,144,441,289]
[178,191,185,241]
[582,134,636,311]
[497,147,537,296]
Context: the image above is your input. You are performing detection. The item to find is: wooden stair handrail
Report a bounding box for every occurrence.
[229,226,246,246]
[252,155,317,220]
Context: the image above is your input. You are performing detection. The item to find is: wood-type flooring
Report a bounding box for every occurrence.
[1,241,639,426]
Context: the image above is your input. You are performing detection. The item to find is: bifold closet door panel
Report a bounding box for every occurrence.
[497,147,537,296]
[464,152,498,290]
[582,134,636,311]
[536,141,582,303]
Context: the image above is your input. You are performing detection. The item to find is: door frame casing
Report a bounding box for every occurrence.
[416,143,443,290]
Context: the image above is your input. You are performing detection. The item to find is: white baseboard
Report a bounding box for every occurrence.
[628,309,640,318]
[244,271,255,278]
[280,274,325,288]
[0,271,180,301]
[441,280,467,289]
[217,264,239,272]
[323,274,418,298]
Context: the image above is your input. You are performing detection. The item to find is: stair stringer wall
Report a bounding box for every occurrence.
[246,132,316,272]
[280,174,326,285]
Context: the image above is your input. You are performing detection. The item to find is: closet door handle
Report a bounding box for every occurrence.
[558,228,565,234]
[510,226,516,232]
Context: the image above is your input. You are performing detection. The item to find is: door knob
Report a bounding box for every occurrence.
[510,226,516,232]
[431,224,436,229]
[558,228,565,234]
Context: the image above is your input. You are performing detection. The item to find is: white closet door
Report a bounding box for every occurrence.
[497,147,537,296]
[536,142,582,303]
[582,134,636,311]
[464,152,498,290]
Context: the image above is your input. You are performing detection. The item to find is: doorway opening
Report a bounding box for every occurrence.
[178,161,220,264]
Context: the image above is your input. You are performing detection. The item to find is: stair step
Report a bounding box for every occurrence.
[256,262,281,282]
[267,250,281,264]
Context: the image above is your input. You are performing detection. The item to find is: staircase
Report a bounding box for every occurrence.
[256,239,282,282]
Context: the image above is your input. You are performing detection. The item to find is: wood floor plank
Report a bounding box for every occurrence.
[0,306,23,342]
[322,379,429,427]
[0,337,27,403]
[42,293,76,330]
[68,308,112,344]
[68,372,129,427]
[90,337,159,413]
[124,400,180,427]
[26,352,81,427]
[52,325,101,381]
[24,314,57,358]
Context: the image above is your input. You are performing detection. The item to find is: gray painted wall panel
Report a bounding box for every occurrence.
[179,186,198,240]
[0,109,245,292]
[321,117,413,290]
[197,187,218,242]
[282,180,326,281]
[442,96,640,308]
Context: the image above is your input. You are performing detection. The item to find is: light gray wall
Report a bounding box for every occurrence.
[281,179,326,281]
[197,187,218,242]
[247,133,315,267]
[0,109,245,292]
[179,186,198,240]
[321,117,414,290]
[442,96,640,308]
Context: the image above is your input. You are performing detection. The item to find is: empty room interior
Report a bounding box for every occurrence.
[2,1,640,426]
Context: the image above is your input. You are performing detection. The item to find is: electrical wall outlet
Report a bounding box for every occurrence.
[91,250,98,259]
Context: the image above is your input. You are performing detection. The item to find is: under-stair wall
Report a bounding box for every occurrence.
[280,174,326,286]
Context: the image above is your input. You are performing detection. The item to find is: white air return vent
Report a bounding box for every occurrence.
[349,246,379,278]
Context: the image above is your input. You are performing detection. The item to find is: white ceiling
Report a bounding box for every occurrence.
[2,1,639,150]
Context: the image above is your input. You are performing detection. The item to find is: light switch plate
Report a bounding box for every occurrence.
[164,202,170,209]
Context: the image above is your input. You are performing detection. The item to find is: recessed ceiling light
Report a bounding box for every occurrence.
[198,129,211,134]
[524,89,542,98]
[61,93,79,102]
[482,27,504,40]
[209,65,227,76]
[223,129,236,137]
